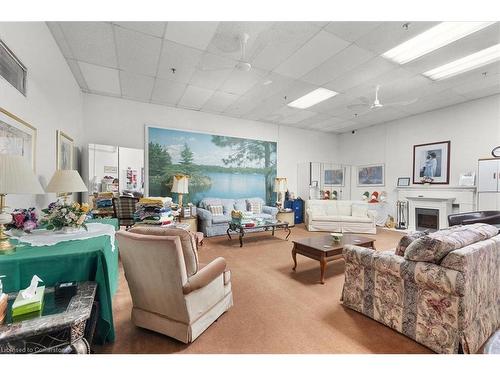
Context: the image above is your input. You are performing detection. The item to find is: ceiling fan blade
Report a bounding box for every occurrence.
[198,65,234,72]
[359,96,370,104]
[347,103,370,111]
[383,98,419,107]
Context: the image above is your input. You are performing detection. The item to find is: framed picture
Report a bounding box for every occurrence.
[357,164,385,186]
[0,107,36,170]
[324,168,344,186]
[56,130,74,170]
[413,141,450,184]
[397,177,411,187]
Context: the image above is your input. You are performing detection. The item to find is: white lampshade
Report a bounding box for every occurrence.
[171,175,189,194]
[273,177,287,192]
[0,154,44,194]
[46,169,87,193]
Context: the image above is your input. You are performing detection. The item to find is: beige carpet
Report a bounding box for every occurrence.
[95,225,432,354]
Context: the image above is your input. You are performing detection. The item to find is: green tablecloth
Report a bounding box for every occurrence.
[0,219,119,344]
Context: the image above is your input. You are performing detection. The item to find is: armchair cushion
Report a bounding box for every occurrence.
[208,205,224,216]
[247,199,262,214]
[129,226,199,277]
[197,207,213,223]
[262,205,278,217]
[395,231,429,256]
[182,257,227,294]
[212,215,230,224]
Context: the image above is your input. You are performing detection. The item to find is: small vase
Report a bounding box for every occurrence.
[58,226,81,234]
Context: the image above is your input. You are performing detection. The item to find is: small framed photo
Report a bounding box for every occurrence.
[397,177,411,187]
[357,164,385,186]
[182,207,191,218]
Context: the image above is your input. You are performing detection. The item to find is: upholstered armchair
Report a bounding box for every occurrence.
[116,227,233,343]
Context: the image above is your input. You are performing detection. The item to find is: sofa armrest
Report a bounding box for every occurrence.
[412,262,465,296]
[367,209,377,221]
[262,205,278,217]
[197,207,213,224]
[182,257,226,294]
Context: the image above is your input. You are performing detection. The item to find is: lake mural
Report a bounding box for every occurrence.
[146,126,277,205]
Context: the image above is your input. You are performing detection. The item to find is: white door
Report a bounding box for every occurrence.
[478,160,499,192]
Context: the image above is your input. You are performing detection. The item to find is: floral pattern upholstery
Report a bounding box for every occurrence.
[342,231,500,354]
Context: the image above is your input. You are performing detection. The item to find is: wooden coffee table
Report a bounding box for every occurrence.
[292,234,376,284]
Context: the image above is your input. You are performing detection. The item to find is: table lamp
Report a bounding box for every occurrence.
[45,170,88,204]
[171,174,189,207]
[274,177,288,209]
[0,155,45,255]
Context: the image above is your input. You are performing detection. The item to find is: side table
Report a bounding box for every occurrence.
[276,210,295,227]
[179,215,198,233]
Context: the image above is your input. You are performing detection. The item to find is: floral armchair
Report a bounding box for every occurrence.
[342,224,500,354]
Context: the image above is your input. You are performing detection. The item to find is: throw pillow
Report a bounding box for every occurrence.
[404,235,455,263]
[395,231,428,256]
[247,201,262,215]
[208,205,224,216]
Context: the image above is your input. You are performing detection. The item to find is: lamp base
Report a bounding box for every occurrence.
[0,234,15,255]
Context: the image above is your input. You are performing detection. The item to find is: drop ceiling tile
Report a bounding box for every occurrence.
[328,120,360,133]
[324,22,382,42]
[354,107,407,125]
[250,22,321,71]
[324,57,397,93]
[59,22,118,67]
[243,95,289,120]
[310,93,361,114]
[157,40,203,83]
[165,22,219,50]
[429,61,500,91]
[114,26,162,77]
[207,22,274,61]
[151,78,186,105]
[273,30,350,79]
[66,59,89,90]
[78,61,120,95]
[120,71,155,101]
[292,113,332,127]
[178,85,215,110]
[189,52,235,90]
[305,116,346,129]
[239,72,295,102]
[355,21,439,55]
[218,68,267,95]
[47,22,74,58]
[202,91,239,113]
[401,89,468,115]
[301,44,375,85]
[114,22,166,37]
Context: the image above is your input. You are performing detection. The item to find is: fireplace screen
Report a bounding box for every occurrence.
[416,208,439,232]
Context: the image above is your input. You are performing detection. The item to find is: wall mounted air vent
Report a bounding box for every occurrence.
[0,39,27,95]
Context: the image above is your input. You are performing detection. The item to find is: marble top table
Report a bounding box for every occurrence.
[0,281,97,354]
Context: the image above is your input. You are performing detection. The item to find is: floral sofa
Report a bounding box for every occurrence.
[342,223,500,354]
[197,197,278,237]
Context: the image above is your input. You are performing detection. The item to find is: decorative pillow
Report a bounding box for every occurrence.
[395,231,428,256]
[247,201,262,214]
[351,203,368,218]
[208,205,224,216]
[404,236,455,263]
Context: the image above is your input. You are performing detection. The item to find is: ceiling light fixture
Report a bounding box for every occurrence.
[287,88,338,109]
[423,43,500,80]
[382,22,495,65]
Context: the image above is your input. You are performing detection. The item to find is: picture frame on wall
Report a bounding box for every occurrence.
[56,130,74,170]
[324,168,344,186]
[0,107,37,171]
[397,177,411,187]
[357,164,385,186]
[413,141,450,184]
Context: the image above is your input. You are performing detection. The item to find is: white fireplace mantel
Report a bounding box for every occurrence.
[405,196,455,230]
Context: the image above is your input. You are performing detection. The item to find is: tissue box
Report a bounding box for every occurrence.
[0,293,7,324]
[12,286,45,317]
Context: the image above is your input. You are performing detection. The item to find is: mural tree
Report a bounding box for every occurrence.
[211,136,277,204]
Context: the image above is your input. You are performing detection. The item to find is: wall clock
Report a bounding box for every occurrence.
[492,146,500,158]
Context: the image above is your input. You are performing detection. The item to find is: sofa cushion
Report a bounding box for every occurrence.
[234,199,247,211]
[337,201,352,216]
[254,213,272,220]
[311,215,371,223]
[352,203,368,218]
[199,198,222,210]
[208,205,224,216]
[404,223,499,263]
[247,200,262,214]
[325,202,338,216]
[212,215,230,224]
[220,199,236,215]
[395,231,429,256]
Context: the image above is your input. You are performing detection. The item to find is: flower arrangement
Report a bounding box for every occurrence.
[41,201,90,231]
[421,176,434,184]
[7,208,38,233]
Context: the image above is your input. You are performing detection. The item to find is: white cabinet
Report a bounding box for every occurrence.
[478,159,500,210]
[478,159,499,192]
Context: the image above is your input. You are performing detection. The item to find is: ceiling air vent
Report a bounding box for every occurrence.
[0,39,27,95]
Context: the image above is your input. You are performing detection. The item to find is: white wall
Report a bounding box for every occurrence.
[338,94,500,211]
[0,22,84,209]
[82,93,339,198]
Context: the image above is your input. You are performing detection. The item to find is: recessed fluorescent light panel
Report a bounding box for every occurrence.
[423,43,500,80]
[383,22,495,65]
[287,88,338,109]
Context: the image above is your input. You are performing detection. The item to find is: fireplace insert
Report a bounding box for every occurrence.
[416,208,439,232]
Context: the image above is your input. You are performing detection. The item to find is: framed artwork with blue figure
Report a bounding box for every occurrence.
[145,126,277,205]
[413,141,450,184]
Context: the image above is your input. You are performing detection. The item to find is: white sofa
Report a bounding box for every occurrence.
[305,200,377,234]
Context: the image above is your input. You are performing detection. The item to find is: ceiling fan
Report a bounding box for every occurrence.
[347,85,418,112]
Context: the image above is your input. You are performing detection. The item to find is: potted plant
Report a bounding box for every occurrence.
[40,201,90,232]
